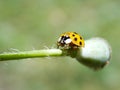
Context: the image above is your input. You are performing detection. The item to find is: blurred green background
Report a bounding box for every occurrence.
[0,0,120,90]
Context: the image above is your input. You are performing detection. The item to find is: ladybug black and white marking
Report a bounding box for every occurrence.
[57,32,85,49]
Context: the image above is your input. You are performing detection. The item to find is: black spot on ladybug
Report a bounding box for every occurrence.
[72,34,75,37]
[74,38,77,41]
[80,36,82,40]
[79,41,82,45]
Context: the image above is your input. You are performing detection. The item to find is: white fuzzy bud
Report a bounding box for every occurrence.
[76,37,111,70]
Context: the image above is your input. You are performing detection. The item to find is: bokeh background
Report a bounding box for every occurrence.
[0,0,120,90]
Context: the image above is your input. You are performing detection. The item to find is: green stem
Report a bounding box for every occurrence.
[0,49,62,61]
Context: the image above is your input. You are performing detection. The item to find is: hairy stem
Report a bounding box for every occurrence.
[0,49,62,61]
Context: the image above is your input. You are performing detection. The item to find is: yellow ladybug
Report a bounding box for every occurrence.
[57,32,85,49]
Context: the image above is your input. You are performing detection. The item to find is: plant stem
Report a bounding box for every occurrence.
[0,49,62,61]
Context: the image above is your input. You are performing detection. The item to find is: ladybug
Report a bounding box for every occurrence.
[57,32,85,49]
